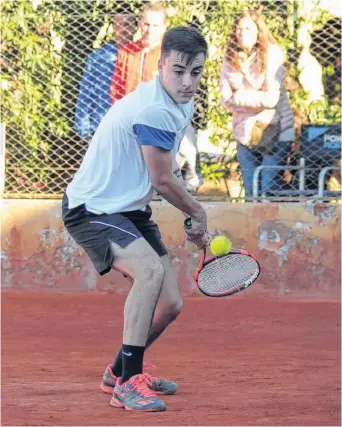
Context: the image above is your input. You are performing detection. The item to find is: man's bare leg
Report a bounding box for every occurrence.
[111,254,183,376]
[110,238,164,382]
[145,255,183,347]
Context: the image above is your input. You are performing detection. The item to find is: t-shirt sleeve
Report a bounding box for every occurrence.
[133,105,177,151]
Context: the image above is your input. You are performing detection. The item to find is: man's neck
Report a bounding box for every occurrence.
[141,41,161,51]
[158,75,178,105]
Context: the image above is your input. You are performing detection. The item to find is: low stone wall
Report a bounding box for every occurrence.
[1,200,340,299]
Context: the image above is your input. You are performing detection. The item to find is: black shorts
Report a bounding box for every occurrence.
[62,193,168,276]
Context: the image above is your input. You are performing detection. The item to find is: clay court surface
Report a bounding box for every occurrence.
[1,291,341,426]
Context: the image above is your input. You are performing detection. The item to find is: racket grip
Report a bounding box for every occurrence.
[184,217,192,229]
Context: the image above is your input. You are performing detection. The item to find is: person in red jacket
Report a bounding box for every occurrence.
[110,2,166,104]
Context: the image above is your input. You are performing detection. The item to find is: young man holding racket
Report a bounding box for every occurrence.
[62,26,210,412]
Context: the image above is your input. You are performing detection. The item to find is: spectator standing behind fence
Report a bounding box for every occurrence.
[110,3,166,104]
[74,14,136,141]
[110,2,202,193]
[220,10,295,197]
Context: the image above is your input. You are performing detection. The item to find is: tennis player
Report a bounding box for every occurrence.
[62,26,210,412]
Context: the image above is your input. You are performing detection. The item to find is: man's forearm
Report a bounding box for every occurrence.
[173,169,193,218]
[154,174,205,220]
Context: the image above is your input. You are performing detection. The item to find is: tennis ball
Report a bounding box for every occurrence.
[210,235,232,256]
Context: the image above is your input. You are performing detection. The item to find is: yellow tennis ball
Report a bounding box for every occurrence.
[210,235,232,256]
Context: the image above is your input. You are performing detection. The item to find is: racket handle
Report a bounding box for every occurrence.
[184,217,192,229]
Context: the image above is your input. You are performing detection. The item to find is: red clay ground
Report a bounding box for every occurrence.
[1,292,341,426]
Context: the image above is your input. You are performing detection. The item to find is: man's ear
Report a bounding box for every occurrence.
[158,57,162,73]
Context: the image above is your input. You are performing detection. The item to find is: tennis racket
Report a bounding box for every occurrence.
[184,218,261,297]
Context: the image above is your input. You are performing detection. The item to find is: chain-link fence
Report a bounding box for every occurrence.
[1,0,341,201]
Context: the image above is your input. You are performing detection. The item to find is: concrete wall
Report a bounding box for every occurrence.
[1,200,341,299]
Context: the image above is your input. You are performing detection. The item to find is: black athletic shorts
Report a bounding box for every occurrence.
[62,193,168,276]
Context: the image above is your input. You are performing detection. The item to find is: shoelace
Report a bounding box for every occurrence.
[143,362,156,372]
[142,363,160,386]
[143,372,157,386]
[130,374,156,398]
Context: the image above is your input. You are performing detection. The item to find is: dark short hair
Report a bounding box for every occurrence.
[161,26,208,64]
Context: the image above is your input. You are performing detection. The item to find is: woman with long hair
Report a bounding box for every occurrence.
[220,10,295,197]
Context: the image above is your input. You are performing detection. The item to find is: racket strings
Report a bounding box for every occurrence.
[198,254,259,294]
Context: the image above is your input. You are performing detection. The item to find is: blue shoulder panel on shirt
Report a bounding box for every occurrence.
[133,124,176,150]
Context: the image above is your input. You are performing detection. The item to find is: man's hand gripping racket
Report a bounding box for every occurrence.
[184,218,261,297]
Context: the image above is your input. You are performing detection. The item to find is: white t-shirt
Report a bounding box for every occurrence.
[66,74,194,214]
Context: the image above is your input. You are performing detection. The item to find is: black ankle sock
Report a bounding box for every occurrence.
[121,344,145,383]
[112,349,123,377]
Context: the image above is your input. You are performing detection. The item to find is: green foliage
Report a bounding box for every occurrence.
[0,0,130,192]
[2,2,63,144]
[1,0,341,194]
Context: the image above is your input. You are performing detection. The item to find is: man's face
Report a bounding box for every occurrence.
[113,14,136,45]
[140,10,166,48]
[158,51,205,104]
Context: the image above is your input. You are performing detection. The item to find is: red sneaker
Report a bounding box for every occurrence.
[110,374,166,412]
[100,363,177,395]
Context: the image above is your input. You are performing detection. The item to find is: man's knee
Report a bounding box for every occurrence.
[110,238,165,284]
[170,298,183,320]
[162,297,183,323]
[142,259,165,284]
[133,256,165,299]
